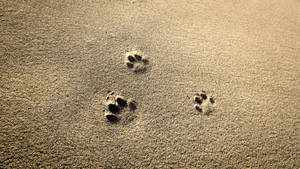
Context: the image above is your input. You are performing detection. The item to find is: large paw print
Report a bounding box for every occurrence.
[104,91,137,124]
[194,90,215,115]
[125,51,149,73]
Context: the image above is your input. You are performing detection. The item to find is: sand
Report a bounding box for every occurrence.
[1,0,299,168]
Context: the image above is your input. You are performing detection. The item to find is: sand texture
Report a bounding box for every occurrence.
[1,0,300,168]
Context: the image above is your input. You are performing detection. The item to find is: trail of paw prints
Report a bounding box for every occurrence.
[194,90,215,115]
[104,91,137,124]
[125,51,149,73]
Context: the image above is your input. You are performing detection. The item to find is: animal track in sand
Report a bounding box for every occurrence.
[125,50,149,73]
[194,90,215,115]
[104,91,137,124]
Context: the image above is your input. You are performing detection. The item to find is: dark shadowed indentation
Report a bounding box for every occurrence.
[195,106,202,112]
[126,62,134,68]
[105,113,119,123]
[108,104,120,113]
[134,54,142,61]
[116,97,127,107]
[128,55,136,62]
[210,98,215,104]
[200,93,207,100]
[142,58,149,65]
[195,96,202,104]
[129,101,137,111]
[134,67,146,73]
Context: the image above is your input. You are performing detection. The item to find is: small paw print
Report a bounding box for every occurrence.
[194,90,215,115]
[125,51,149,73]
[104,91,137,124]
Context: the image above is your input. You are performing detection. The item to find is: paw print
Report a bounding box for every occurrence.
[104,91,137,124]
[194,90,215,115]
[125,51,149,73]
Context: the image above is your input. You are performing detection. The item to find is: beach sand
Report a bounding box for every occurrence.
[1,0,299,168]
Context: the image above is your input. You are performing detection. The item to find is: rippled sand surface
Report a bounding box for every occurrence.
[1,0,299,168]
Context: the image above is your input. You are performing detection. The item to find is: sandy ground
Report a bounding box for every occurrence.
[1,0,300,168]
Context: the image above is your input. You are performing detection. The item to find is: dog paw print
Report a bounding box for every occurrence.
[104,91,137,124]
[194,90,215,115]
[125,51,149,73]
